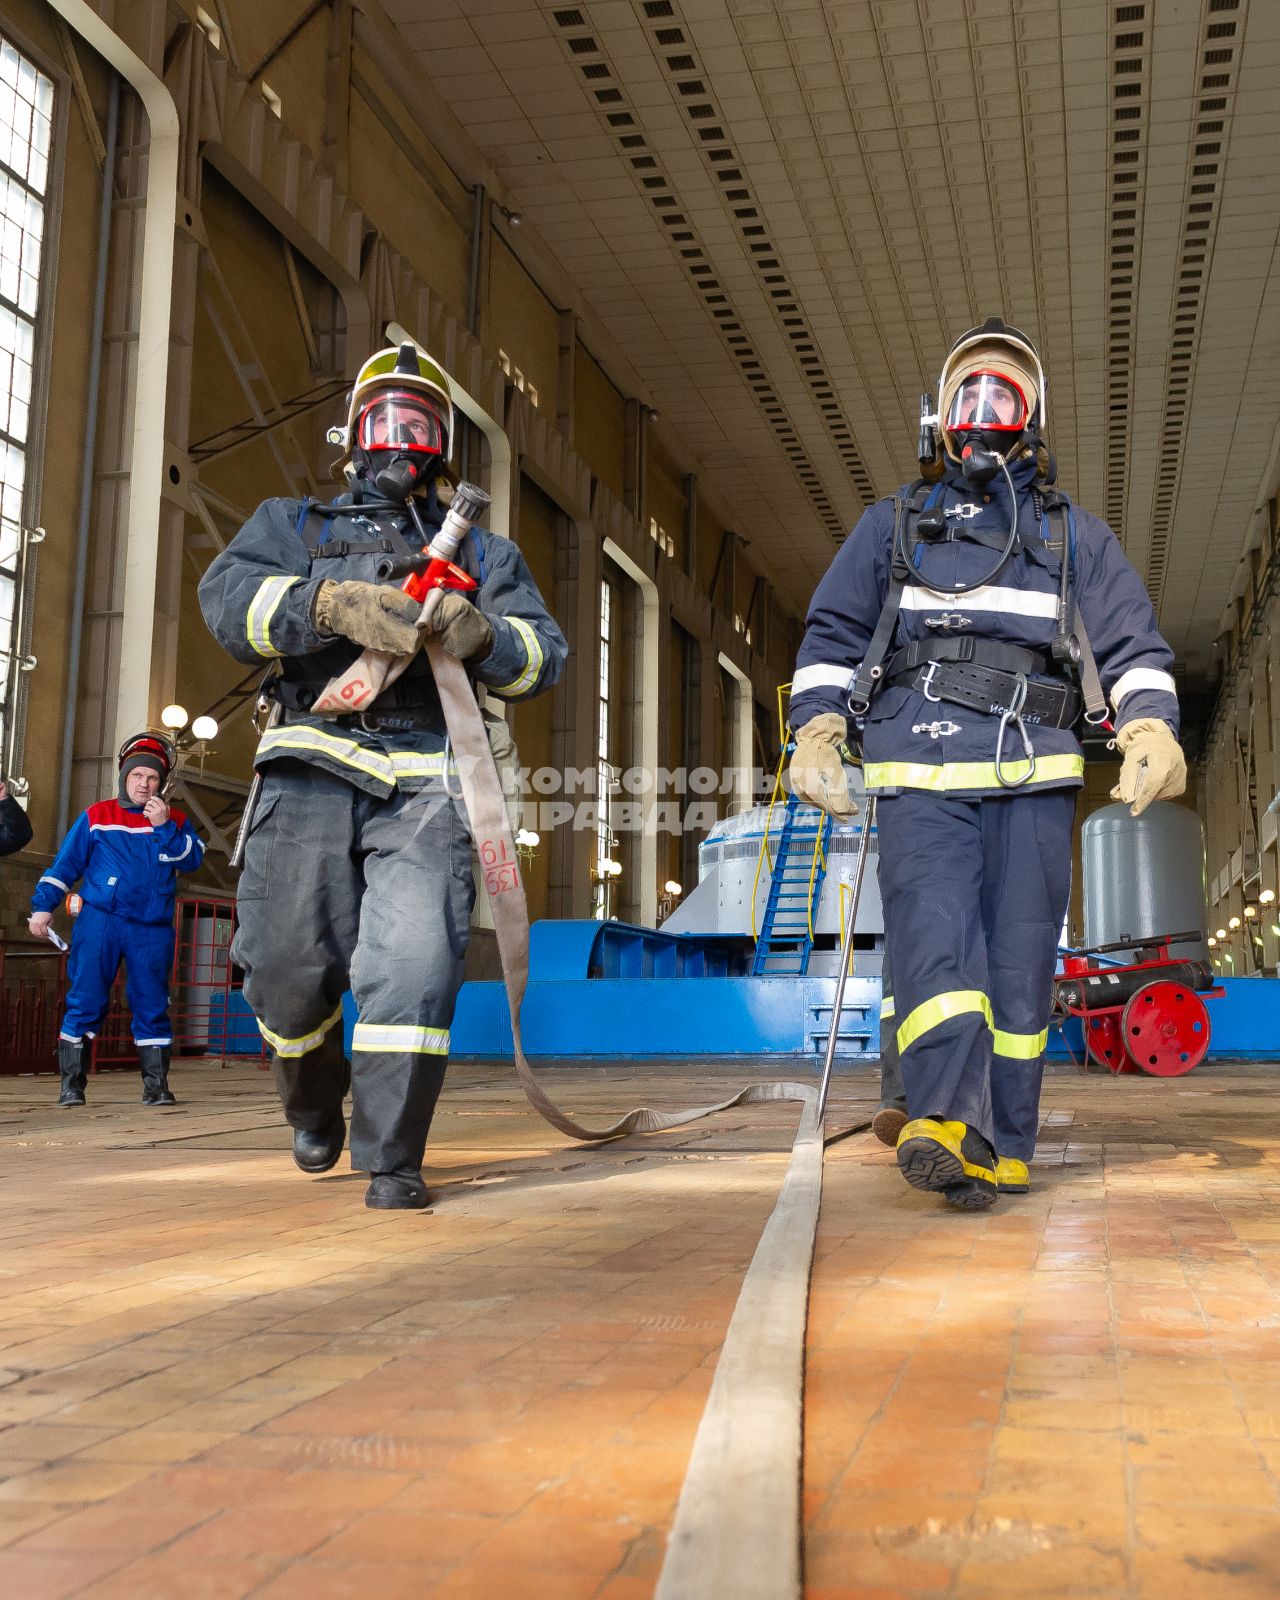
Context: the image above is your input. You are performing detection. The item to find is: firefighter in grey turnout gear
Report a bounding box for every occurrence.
[199,344,566,1210]
[790,319,1185,1209]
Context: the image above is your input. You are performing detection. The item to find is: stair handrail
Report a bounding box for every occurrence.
[750,740,791,941]
[806,813,829,944]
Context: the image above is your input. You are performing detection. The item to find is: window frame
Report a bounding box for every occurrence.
[0,18,69,787]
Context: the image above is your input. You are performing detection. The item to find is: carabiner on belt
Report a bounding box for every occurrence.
[994,674,1037,789]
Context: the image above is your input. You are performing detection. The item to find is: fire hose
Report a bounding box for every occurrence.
[291,501,879,1598]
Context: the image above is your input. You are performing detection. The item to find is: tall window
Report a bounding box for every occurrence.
[595,577,615,920]
[0,38,53,766]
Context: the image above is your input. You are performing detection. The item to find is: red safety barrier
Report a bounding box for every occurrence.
[0,893,267,1075]
[0,944,69,1075]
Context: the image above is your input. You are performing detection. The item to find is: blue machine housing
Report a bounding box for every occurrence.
[450,919,879,1058]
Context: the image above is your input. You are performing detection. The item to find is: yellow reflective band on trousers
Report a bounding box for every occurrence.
[258,1003,343,1059]
[880,995,895,1020]
[490,616,544,697]
[351,1023,450,1054]
[992,1026,1048,1059]
[246,575,301,658]
[896,990,993,1055]
[864,754,1085,793]
[388,751,451,781]
[257,726,397,785]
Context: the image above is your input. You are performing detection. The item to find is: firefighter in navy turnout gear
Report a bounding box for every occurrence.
[791,319,1185,1209]
[199,345,567,1210]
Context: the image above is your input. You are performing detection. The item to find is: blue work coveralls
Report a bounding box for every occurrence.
[791,457,1180,1159]
[198,484,567,1175]
[33,800,205,1046]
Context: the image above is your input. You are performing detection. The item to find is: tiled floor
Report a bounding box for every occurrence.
[0,1061,1278,1597]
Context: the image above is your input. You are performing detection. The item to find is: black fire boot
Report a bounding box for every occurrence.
[365,1171,430,1210]
[138,1044,177,1105]
[57,1038,89,1107]
[273,1036,350,1175]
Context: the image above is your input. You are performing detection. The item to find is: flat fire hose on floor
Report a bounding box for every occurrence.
[355,640,876,1597]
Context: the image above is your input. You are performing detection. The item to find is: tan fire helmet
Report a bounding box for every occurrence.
[936,318,1046,464]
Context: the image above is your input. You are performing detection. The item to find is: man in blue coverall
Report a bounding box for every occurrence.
[199,343,566,1211]
[30,732,205,1107]
[790,319,1186,1209]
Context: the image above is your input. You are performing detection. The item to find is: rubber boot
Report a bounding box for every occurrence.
[896,1118,998,1211]
[365,1171,430,1210]
[995,1156,1030,1194]
[272,1036,350,1175]
[57,1038,89,1107]
[138,1045,177,1105]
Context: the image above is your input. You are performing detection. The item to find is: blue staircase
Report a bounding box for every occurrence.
[752,791,832,976]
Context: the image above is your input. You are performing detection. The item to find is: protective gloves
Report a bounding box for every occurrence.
[423,590,495,662]
[789,712,856,821]
[313,579,422,654]
[1110,717,1186,817]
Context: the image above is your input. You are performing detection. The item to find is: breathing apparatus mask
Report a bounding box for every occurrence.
[328,341,456,503]
[904,318,1048,594]
[353,389,450,502]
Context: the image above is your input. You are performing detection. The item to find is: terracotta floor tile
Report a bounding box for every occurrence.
[312,1508,493,1567]
[10,1064,1280,1598]
[257,1560,466,1600]
[73,1552,282,1600]
[428,1561,602,1600]
[0,1546,127,1600]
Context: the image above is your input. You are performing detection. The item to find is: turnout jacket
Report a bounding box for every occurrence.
[791,458,1179,798]
[33,801,205,925]
[198,486,567,797]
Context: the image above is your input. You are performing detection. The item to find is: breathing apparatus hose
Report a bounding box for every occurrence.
[898,454,1022,596]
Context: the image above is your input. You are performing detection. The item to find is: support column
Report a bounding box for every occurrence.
[323,0,353,190]
[556,309,576,444]
[682,471,697,581]
[549,515,600,918]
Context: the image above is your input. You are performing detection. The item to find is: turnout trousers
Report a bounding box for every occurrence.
[232,762,475,1175]
[875,789,1075,1161]
[61,904,175,1045]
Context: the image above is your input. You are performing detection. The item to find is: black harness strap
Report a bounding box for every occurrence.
[847,483,928,717]
[886,636,1050,678]
[295,497,416,561]
[1043,499,1108,724]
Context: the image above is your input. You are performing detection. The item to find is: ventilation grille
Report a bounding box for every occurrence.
[1103,6,1149,542]
[548,5,871,540]
[1144,0,1243,611]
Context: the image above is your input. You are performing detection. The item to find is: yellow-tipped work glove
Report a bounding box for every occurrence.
[1110,717,1186,817]
[789,713,856,820]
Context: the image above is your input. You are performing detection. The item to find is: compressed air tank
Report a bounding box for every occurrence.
[1080,800,1208,963]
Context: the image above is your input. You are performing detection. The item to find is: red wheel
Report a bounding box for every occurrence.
[1085,1011,1128,1073]
[1121,982,1211,1077]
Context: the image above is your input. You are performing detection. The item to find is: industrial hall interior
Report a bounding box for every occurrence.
[4,0,1280,1596]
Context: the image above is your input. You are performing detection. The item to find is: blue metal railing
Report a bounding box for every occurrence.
[751,789,831,976]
